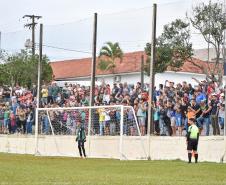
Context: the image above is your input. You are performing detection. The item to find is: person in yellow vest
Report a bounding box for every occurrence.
[41,85,48,106]
[187,118,199,163]
[98,108,105,136]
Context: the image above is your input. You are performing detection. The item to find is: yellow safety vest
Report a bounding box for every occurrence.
[188,125,199,139]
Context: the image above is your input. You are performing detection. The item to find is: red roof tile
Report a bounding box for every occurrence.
[179,58,223,74]
[50,51,147,79]
[50,51,221,80]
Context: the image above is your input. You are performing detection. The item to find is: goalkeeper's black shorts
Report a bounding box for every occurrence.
[187,139,198,151]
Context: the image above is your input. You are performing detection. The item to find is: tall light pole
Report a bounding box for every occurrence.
[147,3,157,160]
[90,13,98,107]
[221,0,226,163]
[34,24,43,155]
[37,24,43,108]
[88,13,98,157]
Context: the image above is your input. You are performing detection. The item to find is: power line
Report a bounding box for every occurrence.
[23,15,42,56]
[45,17,92,27]
[40,44,92,54]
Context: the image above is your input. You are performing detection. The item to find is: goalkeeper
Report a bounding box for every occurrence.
[76,120,86,158]
[187,118,199,163]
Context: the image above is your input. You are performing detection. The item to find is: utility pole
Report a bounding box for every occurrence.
[88,13,98,157]
[147,4,157,160]
[141,55,144,91]
[23,15,42,56]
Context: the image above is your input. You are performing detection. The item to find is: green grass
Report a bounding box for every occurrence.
[0,153,226,185]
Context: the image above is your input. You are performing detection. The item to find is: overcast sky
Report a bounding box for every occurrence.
[0,0,214,60]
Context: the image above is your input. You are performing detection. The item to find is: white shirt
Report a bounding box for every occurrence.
[104,110,111,121]
[218,108,225,119]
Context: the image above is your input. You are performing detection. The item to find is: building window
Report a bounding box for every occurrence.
[114,75,121,83]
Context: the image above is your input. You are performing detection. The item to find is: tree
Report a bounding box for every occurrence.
[0,50,52,88]
[190,1,226,86]
[145,19,193,75]
[98,42,123,73]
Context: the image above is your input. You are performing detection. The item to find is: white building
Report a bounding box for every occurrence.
[50,51,216,88]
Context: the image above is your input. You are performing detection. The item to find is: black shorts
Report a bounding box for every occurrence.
[187,139,198,151]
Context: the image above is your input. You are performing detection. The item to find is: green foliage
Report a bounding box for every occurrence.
[98,42,123,73]
[0,50,52,88]
[190,1,226,85]
[145,19,193,75]
[190,2,226,51]
[98,60,116,71]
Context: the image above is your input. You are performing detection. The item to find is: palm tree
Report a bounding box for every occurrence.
[98,42,123,73]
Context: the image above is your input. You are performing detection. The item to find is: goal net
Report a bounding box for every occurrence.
[35,105,147,160]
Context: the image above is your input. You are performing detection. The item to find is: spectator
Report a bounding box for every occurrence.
[175,103,182,136]
[210,93,220,135]
[197,100,211,136]
[104,108,111,135]
[0,104,4,133]
[41,85,48,106]
[218,103,225,130]
[26,107,34,134]
[167,101,176,136]
[103,89,110,104]
[3,105,10,134]
[137,99,147,136]
[10,111,16,134]
[52,82,60,103]
[80,95,89,106]
[112,83,119,96]
[109,107,116,135]
[195,89,206,105]
[31,84,37,97]
[17,106,26,134]
[159,104,167,136]
[43,112,51,134]
[47,83,53,104]
[153,102,160,135]
[98,108,105,136]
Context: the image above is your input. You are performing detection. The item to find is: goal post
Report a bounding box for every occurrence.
[35,105,147,160]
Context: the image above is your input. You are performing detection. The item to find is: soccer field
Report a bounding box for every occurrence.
[0,153,225,185]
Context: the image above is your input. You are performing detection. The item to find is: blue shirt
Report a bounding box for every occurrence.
[196,93,206,105]
[175,112,182,119]
[11,103,19,115]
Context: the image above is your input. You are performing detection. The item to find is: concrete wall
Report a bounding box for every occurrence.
[0,135,225,162]
[60,71,208,88]
[154,72,207,87]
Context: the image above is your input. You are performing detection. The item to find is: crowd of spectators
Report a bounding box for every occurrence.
[0,78,225,136]
[152,79,225,136]
[0,84,36,134]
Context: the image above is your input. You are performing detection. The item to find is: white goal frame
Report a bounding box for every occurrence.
[35,105,147,160]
